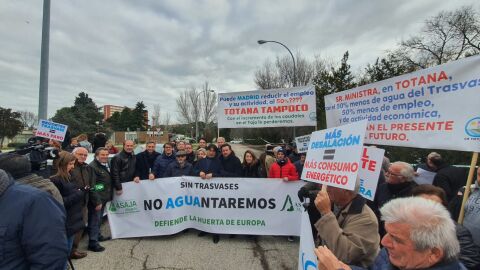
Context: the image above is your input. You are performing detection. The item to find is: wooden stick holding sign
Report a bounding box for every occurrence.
[458,152,478,224]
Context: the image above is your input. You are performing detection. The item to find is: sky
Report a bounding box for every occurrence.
[0,0,478,123]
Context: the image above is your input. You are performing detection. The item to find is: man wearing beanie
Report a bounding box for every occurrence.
[0,168,69,269]
[268,148,299,181]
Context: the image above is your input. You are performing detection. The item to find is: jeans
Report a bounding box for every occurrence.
[87,203,105,247]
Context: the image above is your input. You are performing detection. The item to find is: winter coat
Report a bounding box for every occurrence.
[219,153,242,177]
[433,165,467,202]
[315,195,380,268]
[16,173,64,205]
[242,161,261,178]
[92,133,107,152]
[456,223,480,269]
[50,175,86,236]
[0,170,68,270]
[71,161,101,207]
[135,151,160,180]
[89,159,113,204]
[373,181,417,237]
[462,183,480,247]
[186,152,195,164]
[294,160,304,179]
[268,159,299,181]
[194,157,223,177]
[153,153,176,178]
[111,150,136,190]
[350,248,467,270]
[164,161,193,177]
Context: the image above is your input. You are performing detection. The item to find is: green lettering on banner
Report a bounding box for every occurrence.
[280,195,294,211]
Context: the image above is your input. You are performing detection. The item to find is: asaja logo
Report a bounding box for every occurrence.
[465,117,480,138]
[108,200,139,214]
[280,195,302,212]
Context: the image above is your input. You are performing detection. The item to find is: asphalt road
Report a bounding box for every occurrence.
[73,144,300,270]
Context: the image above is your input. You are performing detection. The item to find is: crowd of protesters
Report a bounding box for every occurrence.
[0,133,479,270]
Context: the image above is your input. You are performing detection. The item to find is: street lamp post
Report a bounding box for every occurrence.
[257,40,297,138]
[194,89,215,142]
[257,40,296,87]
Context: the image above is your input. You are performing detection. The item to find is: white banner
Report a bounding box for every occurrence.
[358,147,384,201]
[301,120,367,191]
[295,134,311,154]
[107,177,304,239]
[217,85,317,128]
[325,55,480,152]
[36,119,68,142]
[298,211,318,270]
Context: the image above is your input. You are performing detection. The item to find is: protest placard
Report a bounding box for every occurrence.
[324,55,480,152]
[295,134,311,153]
[358,147,384,201]
[217,85,317,128]
[35,119,68,142]
[298,211,318,270]
[301,120,367,191]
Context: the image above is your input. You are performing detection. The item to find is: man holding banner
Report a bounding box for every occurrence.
[314,179,380,267]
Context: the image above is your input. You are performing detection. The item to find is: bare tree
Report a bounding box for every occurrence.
[152,104,161,127]
[163,112,171,132]
[176,89,194,124]
[201,82,217,125]
[396,6,480,68]
[254,52,315,89]
[19,110,38,129]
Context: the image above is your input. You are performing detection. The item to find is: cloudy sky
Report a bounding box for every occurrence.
[0,0,477,123]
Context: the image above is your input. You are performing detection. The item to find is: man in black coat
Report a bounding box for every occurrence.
[185,143,195,164]
[373,161,417,237]
[429,155,467,202]
[88,147,113,251]
[135,141,160,180]
[110,140,137,195]
[219,144,242,177]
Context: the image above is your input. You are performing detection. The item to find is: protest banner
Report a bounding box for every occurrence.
[35,119,68,142]
[217,85,317,128]
[298,210,318,270]
[295,134,311,154]
[107,177,304,238]
[324,55,480,152]
[358,147,384,201]
[301,120,367,191]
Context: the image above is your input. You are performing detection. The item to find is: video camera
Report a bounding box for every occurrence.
[12,141,60,173]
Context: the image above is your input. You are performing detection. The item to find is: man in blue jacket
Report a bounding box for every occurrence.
[0,168,69,270]
[153,142,176,178]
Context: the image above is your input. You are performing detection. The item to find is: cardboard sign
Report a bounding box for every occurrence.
[295,134,311,153]
[358,147,384,201]
[301,120,367,191]
[36,119,68,142]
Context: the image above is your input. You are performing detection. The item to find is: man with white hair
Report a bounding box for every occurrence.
[314,179,380,267]
[315,197,465,270]
[373,161,417,236]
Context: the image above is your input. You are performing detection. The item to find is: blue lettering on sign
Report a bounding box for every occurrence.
[302,252,317,270]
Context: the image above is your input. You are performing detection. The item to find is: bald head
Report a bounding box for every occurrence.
[73,147,88,164]
[123,140,135,153]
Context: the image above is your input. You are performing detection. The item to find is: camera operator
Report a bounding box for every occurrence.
[0,153,63,204]
[0,168,69,269]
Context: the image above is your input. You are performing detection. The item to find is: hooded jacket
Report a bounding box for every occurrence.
[0,169,68,270]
